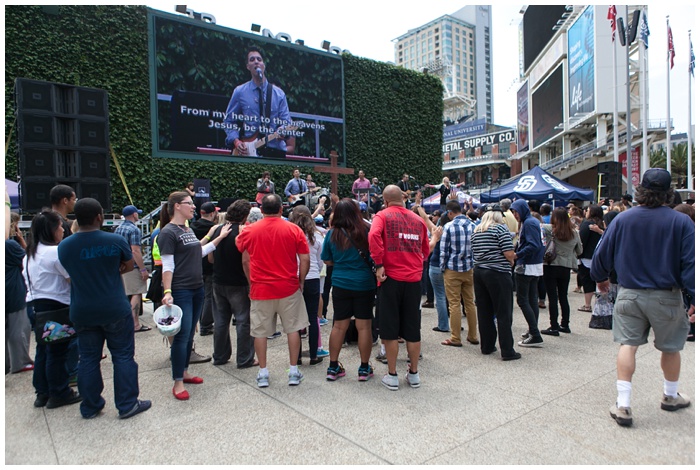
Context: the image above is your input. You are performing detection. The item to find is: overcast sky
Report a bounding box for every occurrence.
[146,2,696,136]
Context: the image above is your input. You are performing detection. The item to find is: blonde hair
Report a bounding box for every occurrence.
[474,210,504,233]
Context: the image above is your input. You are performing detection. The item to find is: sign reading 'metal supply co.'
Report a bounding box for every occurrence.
[442,129,516,153]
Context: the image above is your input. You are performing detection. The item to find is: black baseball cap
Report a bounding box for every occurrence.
[641,168,672,191]
[200,202,220,214]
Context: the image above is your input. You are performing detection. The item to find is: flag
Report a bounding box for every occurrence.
[691,41,696,76]
[639,10,650,49]
[668,22,675,69]
[607,5,617,43]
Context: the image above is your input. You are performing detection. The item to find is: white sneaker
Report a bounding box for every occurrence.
[288,370,304,386]
[405,370,421,388]
[381,374,399,391]
[256,372,269,388]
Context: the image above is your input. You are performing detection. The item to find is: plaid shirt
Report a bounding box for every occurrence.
[439,215,475,272]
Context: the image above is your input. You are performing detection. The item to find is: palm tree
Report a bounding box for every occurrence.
[649,143,695,188]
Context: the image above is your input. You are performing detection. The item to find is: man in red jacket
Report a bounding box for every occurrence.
[369,185,430,391]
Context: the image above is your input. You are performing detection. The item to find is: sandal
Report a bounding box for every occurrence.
[577,306,592,312]
[441,339,463,347]
[135,324,152,332]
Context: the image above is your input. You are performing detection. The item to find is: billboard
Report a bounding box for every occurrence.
[516,81,529,152]
[442,129,515,154]
[568,6,595,116]
[531,64,563,148]
[443,118,487,141]
[147,10,345,165]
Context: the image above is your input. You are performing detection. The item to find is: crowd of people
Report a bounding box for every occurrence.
[4,167,694,427]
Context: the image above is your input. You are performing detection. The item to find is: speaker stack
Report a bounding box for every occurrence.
[16,78,111,212]
[597,161,623,201]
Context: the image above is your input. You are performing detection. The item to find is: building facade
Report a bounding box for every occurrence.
[394,5,493,124]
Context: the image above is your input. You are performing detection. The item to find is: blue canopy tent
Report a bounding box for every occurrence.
[479,166,594,203]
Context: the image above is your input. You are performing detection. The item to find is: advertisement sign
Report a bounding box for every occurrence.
[443,118,487,140]
[619,146,641,188]
[516,81,529,152]
[148,10,345,165]
[568,6,595,116]
[442,129,515,153]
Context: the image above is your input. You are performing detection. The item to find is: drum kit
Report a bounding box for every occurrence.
[285,187,331,211]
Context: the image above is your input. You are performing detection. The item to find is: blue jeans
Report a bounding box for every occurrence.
[75,313,140,417]
[428,265,449,331]
[171,287,205,381]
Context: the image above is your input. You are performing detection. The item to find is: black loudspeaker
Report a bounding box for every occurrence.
[598,161,623,200]
[21,114,54,145]
[22,147,55,177]
[18,81,53,112]
[627,10,641,44]
[81,151,109,179]
[16,78,111,213]
[20,181,64,212]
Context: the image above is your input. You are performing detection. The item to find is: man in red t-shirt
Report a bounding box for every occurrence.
[236,194,310,388]
[369,185,430,391]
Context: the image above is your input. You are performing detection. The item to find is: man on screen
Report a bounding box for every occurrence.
[224,46,295,158]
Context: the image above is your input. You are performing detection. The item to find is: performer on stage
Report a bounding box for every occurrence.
[351,170,372,202]
[424,176,454,212]
[256,171,275,206]
[397,173,418,208]
[284,169,309,206]
[224,46,295,158]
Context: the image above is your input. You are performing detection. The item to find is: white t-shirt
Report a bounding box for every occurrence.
[23,243,71,305]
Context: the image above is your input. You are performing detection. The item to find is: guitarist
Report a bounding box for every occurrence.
[397,173,418,208]
[284,169,309,207]
[224,46,295,158]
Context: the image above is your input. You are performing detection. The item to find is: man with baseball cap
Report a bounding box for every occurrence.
[592,168,695,427]
[115,205,150,332]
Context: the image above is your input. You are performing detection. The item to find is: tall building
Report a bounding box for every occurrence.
[394,5,493,124]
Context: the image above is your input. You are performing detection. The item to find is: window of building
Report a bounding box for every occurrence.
[435,28,439,33]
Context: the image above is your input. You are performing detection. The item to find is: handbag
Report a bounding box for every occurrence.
[34,307,76,344]
[544,238,557,264]
[340,228,376,275]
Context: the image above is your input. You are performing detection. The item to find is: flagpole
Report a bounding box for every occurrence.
[613,17,619,166]
[666,16,672,174]
[641,9,648,174]
[688,30,694,190]
[625,5,633,196]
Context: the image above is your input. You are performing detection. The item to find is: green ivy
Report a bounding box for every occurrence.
[5,6,443,211]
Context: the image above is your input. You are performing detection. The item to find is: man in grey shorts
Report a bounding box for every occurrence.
[591,168,695,427]
[115,205,150,332]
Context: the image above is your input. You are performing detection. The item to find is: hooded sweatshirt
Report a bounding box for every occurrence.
[512,199,545,266]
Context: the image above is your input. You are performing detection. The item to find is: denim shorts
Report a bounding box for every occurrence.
[612,287,689,352]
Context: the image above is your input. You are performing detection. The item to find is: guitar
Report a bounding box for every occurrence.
[287,187,321,205]
[232,125,298,156]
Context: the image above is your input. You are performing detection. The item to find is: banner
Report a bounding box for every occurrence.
[443,118,487,140]
[568,6,595,116]
[516,81,529,152]
[619,146,641,188]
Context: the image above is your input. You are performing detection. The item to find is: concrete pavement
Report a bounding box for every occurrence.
[4,282,694,465]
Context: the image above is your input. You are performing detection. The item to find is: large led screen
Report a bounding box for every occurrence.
[531,64,563,148]
[568,6,595,116]
[522,6,567,72]
[148,10,345,165]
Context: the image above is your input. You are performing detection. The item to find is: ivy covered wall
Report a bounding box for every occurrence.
[5,6,443,211]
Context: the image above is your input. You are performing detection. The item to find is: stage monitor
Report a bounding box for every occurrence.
[147,9,346,166]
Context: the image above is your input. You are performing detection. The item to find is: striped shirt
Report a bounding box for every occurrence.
[439,215,475,272]
[471,224,513,273]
